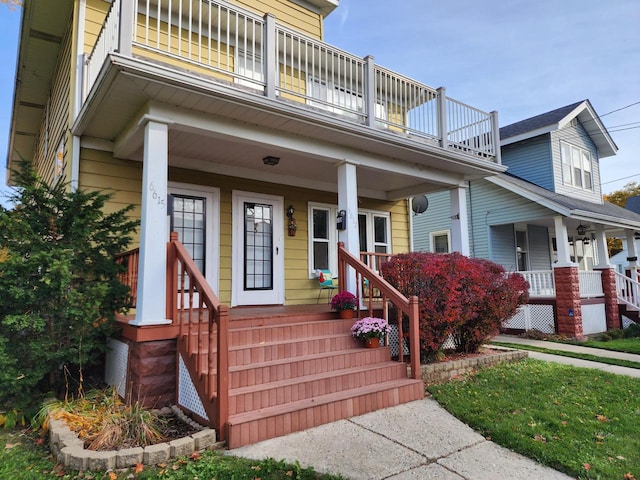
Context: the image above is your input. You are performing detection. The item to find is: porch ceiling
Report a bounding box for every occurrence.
[74,55,505,199]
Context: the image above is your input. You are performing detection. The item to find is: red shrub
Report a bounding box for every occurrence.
[381,252,529,359]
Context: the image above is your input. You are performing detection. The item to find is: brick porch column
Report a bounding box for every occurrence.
[596,267,621,330]
[553,266,583,338]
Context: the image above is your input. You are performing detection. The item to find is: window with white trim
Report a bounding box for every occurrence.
[561,141,593,190]
[236,47,264,89]
[307,204,391,275]
[430,230,450,253]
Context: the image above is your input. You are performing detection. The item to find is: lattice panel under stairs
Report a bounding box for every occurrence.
[387,324,410,356]
[105,339,129,398]
[623,316,638,329]
[503,304,555,333]
[178,354,208,420]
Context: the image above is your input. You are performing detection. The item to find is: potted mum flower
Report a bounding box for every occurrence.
[330,291,357,318]
[351,316,390,348]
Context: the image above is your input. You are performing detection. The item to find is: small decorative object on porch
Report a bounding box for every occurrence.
[351,316,390,348]
[330,291,357,318]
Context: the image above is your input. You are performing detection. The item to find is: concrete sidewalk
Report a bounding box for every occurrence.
[493,335,640,378]
[227,398,572,480]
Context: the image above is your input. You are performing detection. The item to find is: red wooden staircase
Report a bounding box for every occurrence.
[178,309,424,449]
[117,236,425,449]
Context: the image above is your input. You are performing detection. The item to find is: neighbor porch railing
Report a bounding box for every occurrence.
[520,270,555,297]
[615,270,640,311]
[338,243,420,379]
[166,232,229,441]
[84,0,499,162]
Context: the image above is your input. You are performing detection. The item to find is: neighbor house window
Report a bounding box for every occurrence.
[430,230,450,253]
[561,141,593,190]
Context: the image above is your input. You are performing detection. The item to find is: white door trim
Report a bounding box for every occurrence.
[168,182,220,293]
[231,190,285,306]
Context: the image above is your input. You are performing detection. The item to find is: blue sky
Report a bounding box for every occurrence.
[1,0,639,207]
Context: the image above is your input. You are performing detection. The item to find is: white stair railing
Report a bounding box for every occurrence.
[615,271,640,311]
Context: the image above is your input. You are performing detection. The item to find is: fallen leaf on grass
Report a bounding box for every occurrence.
[190,452,201,460]
[583,463,591,472]
[533,434,547,443]
[133,463,144,474]
[4,443,18,449]
[596,414,608,422]
[623,474,636,480]
[108,471,117,480]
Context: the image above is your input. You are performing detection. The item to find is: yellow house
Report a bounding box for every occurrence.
[7,0,505,448]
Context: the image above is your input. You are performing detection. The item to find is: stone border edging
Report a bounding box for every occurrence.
[418,348,528,384]
[49,406,219,472]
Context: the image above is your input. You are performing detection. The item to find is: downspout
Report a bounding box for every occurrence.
[71,0,87,191]
[468,180,475,257]
[408,197,414,251]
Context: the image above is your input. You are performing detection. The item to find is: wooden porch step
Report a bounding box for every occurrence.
[226,378,425,449]
[228,346,391,388]
[227,318,354,344]
[229,360,408,415]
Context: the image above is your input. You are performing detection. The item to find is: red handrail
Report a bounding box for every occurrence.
[115,247,139,307]
[166,232,229,441]
[338,242,420,379]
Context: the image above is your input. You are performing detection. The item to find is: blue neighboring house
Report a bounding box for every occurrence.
[412,100,640,336]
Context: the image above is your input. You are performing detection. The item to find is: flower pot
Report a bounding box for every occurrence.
[338,309,354,319]
[364,337,380,348]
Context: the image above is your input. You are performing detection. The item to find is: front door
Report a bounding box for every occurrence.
[232,191,284,306]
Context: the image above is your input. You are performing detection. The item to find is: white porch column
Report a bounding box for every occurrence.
[626,229,639,282]
[131,117,172,326]
[594,224,611,268]
[554,216,575,266]
[450,186,470,256]
[337,161,359,295]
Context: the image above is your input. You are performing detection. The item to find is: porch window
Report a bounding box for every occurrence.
[307,204,390,275]
[561,141,593,190]
[236,47,264,89]
[430,230,450,253]
[170,194,206,274]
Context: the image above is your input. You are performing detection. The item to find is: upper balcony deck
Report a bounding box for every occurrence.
[84,0,500,164]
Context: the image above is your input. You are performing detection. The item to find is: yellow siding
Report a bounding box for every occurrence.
[32,27,72,186]
[230,0,322,38]
[77,153,409,306]
[78,148,143,244]
[84,0,110,54]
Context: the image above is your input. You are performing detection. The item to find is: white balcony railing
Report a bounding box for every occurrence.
[578,270,603,298]
[84,0,499,162]
[520,270,555,297]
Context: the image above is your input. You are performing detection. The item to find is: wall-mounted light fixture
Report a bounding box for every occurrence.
[576,224,587,236]
[286,205,296,236]
[263,156,280,166]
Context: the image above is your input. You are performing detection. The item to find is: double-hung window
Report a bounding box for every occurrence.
[561,141,593,190]
[308,204,391,276]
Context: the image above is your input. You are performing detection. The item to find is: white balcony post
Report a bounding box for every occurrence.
[264,14,277,99]
[337,161,359,296]
[594,224,610,268]
[131,116,173,326]
[626,229,639,282]
[450,186,470,256]
[118,0,134,57]
[436,86,447,148]
[554,216,575,267]
[364,55,376,128]
[491,110,501,164]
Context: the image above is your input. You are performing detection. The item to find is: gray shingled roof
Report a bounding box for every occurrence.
[490,173,640,228]
[500,101,584,140]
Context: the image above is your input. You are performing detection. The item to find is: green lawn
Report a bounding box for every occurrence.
[427,359,640,480]
[0,429,343,480]
[491,341,640,369]
[577,338,640,355]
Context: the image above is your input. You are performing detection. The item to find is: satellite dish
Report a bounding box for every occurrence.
[411,195,429,215]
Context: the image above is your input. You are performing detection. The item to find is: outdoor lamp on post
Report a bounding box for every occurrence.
[576,224,587,236]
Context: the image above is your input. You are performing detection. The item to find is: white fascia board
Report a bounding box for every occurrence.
[500,125,557,147]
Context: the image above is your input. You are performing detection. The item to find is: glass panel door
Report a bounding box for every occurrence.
[244,202,273,290]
